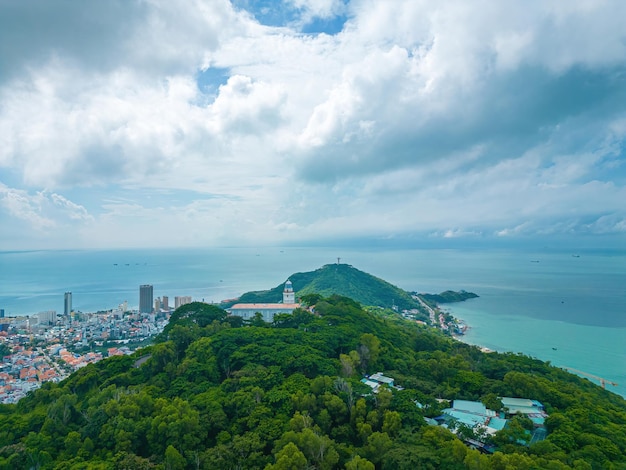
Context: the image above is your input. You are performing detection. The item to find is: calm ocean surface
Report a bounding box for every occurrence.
[1,246,624,397]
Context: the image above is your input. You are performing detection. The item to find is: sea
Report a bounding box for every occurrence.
[1,246,624,398]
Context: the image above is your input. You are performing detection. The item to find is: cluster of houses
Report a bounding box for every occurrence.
[0,344,62,403]
[361,371,548,450]
[437,397,547,444]
[0,340,135,404]
[0,303,171,404]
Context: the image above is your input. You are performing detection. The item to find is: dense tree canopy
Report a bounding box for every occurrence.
[0,297,624,469]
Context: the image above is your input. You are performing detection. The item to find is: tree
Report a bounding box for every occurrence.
[276,429,339,470]
[493,415,530,448]
[164,445,186,470]
[480,393,503,412]
[63,431,82,459]
[168,325,198,359]
[365,432,393,464]
[382,410,402,437]
[148,398,202,455]
[346,455,375,470]
[267,442,307,470]
[249,312,267,327]
[300,293,323,307]
[358,334,380,372]
[340,354,356,378]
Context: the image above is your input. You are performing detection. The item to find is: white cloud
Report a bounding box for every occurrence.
[0,185,55,230]
[299,45,413,148]
[0,0,625,249]
[288,0,347,21]
[210,75,287,134]
[50,194,93,222]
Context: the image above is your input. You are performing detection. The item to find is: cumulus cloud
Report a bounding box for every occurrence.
[0,0,625,248]
[0,185,95,250]
[0,185,55,230]
[210,75,287,134]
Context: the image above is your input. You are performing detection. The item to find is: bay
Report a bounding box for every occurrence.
[1,246,624,397]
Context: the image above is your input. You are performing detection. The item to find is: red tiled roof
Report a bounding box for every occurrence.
[229,303,300,309]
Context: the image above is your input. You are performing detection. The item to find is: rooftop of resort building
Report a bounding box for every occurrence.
[437,397,548,443]
[369,372,395,386]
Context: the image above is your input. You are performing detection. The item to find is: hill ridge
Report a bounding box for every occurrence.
[221,262,420,311]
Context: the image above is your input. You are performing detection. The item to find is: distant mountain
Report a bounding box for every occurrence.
[419,290,479,304]
[221,263,420,311]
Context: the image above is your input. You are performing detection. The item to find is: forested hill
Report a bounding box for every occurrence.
[221,263,420,311]
[1,297,625,469]
[419,290,479,304]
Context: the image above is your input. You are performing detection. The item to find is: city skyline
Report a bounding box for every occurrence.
[0,1,625,250]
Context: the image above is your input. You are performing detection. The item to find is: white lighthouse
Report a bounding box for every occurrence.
[283,279,295,304]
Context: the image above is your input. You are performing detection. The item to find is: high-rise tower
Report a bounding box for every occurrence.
[64,292,72,316]
[139,284,154,313]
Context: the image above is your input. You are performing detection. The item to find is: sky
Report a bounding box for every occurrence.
[0,0,625,250]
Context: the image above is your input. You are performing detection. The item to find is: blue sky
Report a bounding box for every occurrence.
[0,0,625,249]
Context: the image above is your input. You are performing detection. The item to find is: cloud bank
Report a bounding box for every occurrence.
[0,0,625,249]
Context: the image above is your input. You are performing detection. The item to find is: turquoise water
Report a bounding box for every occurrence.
[1,246,624,397]
[449,302,626,398]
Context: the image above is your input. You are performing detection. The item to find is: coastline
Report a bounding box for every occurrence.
[446,301,626,399]
[2,246,625,400]
[453,331,494,354]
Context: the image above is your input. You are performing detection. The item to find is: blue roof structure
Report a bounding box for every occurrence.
[488,416,507,431]
[453,400,487,415]
[444,409,487,428]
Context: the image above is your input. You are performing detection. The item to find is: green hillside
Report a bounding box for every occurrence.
[1,297,625,469]
[419,290,479,305]
[222,263,420,311]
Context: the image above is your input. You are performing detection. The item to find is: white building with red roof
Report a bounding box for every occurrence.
[227,280,300,322]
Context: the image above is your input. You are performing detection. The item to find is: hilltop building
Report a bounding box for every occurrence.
[283,279,295,303]
[228,280,300,322]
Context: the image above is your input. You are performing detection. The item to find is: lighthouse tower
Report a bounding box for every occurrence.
[283,280,295,304]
